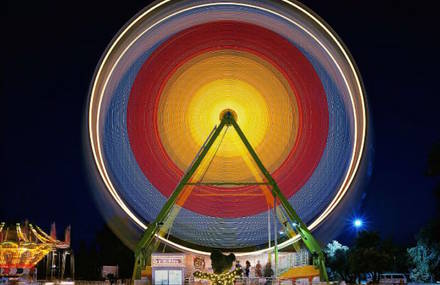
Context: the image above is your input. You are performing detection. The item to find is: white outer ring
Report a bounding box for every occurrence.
[88,0,367,257]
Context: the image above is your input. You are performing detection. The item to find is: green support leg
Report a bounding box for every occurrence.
[132,120,227,280]
[132,111,328,282]
[228,114,329,282]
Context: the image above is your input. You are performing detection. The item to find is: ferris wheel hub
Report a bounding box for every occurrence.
[219,108,238,125]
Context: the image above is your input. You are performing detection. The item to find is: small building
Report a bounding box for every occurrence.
[151,253,186,285]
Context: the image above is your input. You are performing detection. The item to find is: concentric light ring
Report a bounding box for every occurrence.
[88,0,367,255]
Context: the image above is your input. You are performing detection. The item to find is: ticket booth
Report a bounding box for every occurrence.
[151,253,185,285]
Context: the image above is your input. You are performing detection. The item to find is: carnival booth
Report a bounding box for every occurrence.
[151,253,186,284]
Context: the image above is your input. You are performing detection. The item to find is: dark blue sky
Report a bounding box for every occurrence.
[1,1,439,248]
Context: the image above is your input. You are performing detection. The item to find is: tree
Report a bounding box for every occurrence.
[75,225,134,280]
[408,140,440,281]
[75,240,100,280]
[348,231,393,283]
[382,238,409,273]
[193,250,238,285]
[427,140,440,177]
[408,241,439,282]
[95,225,134,279]
[210,249,236,274]
[325,241,350,281]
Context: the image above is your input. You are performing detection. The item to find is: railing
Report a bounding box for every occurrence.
[67,281,132,285]
[184,277,333,285]
[36,280,132,285]
[40,280,440,285]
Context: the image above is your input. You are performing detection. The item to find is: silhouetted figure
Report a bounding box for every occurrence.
[263,261,274,285]
[235,260,243,277]
[210,249,236,274]
[245,260,251,277]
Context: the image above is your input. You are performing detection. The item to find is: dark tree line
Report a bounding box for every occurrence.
[407,141,440,281]
[75,225,134,280]
[325,232,409,283]
[326,141,440,283]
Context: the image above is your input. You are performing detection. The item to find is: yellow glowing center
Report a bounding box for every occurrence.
[157,50,298,182]
[187,79,269,158]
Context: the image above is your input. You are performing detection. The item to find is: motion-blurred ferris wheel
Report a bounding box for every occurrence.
[87,0,368,279]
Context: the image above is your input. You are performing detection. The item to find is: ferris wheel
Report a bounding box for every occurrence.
[87,0,368,280]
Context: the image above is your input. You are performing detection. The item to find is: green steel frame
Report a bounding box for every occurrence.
[132,111,328,281]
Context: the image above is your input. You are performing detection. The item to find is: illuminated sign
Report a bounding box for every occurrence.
[151,254,185,268]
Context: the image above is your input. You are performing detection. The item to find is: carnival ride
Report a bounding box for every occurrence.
[0,222,70,277]
[87,0,368,281]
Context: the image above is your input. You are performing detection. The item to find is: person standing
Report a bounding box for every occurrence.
[255,260,262,278]
[245,260,251,278]
[263,261,274,285]
[235,260,243,277]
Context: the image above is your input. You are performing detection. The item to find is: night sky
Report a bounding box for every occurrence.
[2,1,439,248]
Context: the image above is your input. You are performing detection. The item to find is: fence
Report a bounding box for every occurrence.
[35,280,332,285]
[186,277,332,285]
[34,280,439,285]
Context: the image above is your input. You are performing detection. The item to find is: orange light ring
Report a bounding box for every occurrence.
[88,0,367,255]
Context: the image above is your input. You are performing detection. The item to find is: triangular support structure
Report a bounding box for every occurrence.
[132,111,328,281]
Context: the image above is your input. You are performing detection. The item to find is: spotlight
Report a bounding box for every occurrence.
[353,218,363,228]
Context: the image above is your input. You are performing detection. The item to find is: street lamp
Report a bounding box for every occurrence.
[353,218,363,229]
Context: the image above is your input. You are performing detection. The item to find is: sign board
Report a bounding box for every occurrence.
[151,254,185,285]
[151,254,185,268]
[102,265,119,278]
